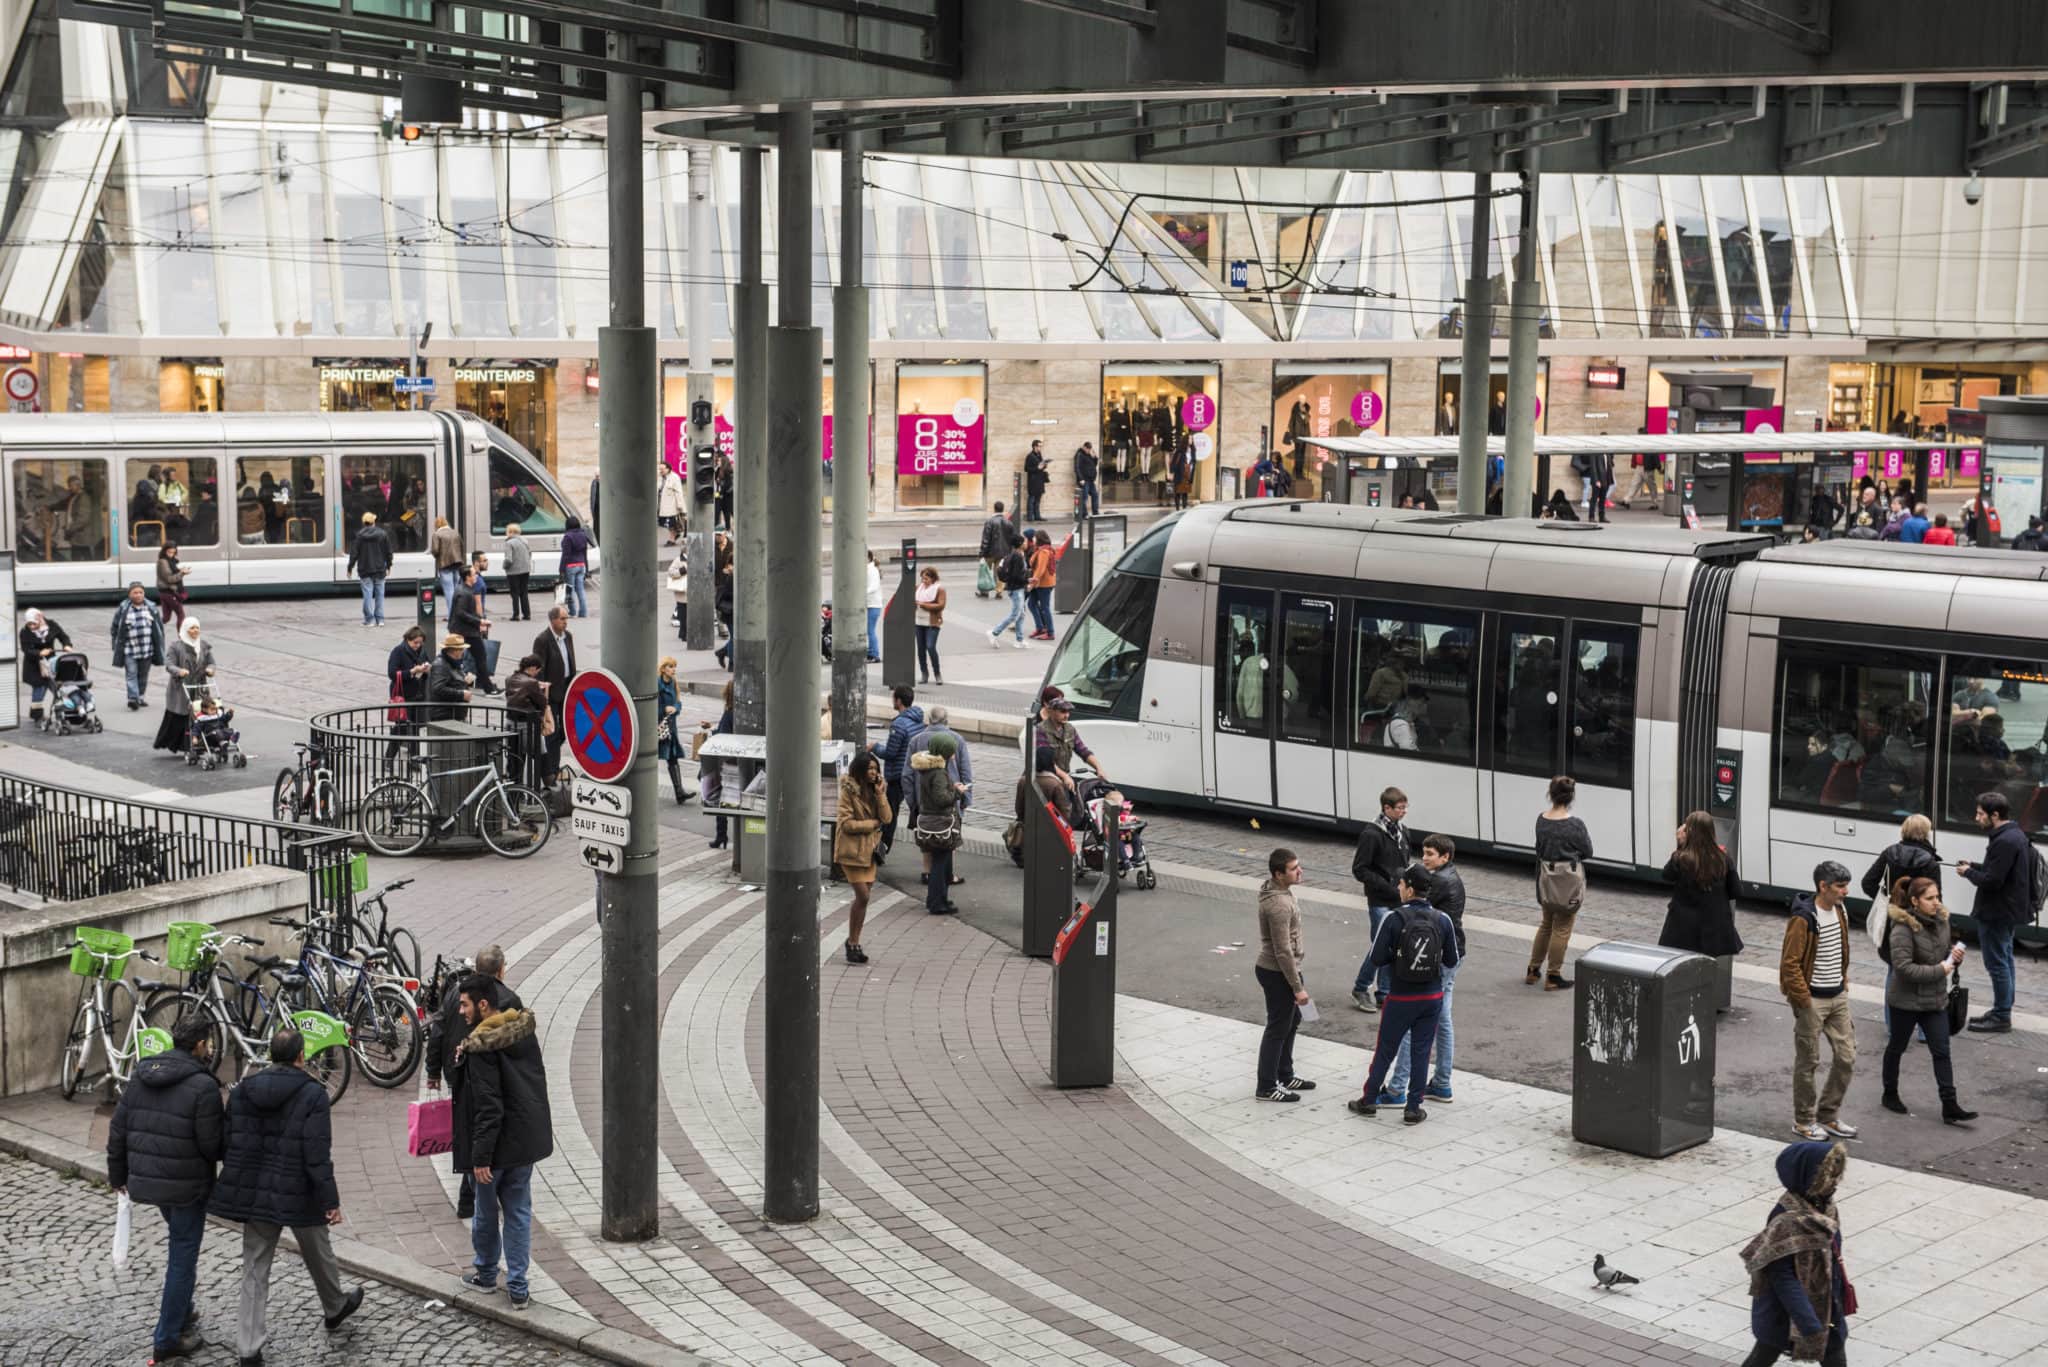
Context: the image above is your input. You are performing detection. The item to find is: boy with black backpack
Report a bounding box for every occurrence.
[1348,862,1460,1125]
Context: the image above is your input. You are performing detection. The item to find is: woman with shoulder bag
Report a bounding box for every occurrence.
[1880,877,1976,1123]
[1529,775,1593,991]
[911,732,965,915]
[833,751,891,964]
[656,656,692,804]
[913,566,947,686]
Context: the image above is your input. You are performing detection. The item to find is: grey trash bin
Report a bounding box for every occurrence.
[1572,942,1717,1158]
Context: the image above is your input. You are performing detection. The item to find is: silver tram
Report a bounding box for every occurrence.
[1042,501,2048,904]
[0,412,590,600]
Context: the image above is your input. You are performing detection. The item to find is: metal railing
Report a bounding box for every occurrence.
[0,774,356,915]
[306,702,544,842]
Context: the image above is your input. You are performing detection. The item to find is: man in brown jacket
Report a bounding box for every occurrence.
[1255,848,1314,1103]
[1780,861,1858,1141]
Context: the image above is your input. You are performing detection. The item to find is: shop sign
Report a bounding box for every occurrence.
[896,399,984,476]
[1931,450,1947,480]
[672,408,863,472]
[320,366,405,384]
[1189,432,1214,463]
[1349,390,1384,429]
[0,344,27,361]
[1960,448,1982,478]
[1586,364,1627,390]
[1181,392,1216,432]
[454,367,538,384]
[1853,451,1869,480]
[191,364,225,380]
[1882,449,1904,480]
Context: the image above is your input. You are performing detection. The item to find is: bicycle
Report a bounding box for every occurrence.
[272,740,338,825]
[360,756,551,859]
[338,876,422,981]
[60,937,164,1101]
[143,945,352,1103]
[266,915,423,1088]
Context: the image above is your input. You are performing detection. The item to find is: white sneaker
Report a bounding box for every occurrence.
[1821,1118,1859,1140]
[1011,635,1027,650]
[987,631,1001,649]
[1791,1121,1827,1141]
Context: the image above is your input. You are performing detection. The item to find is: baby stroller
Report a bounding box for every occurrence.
[1074,775,1157,890]
[43,651,102,735]
[183,682,248,771]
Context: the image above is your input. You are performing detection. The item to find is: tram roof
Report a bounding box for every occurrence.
[1221,501,1772,559]
[1760,539,2048,581]
[0,412,463,446]
[1298,431,1955,459]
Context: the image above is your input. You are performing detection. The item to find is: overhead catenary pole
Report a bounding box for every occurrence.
[1455,119,1496,516]
[764,104,822,1225]
[830,132,870,745]
[685,143,716,651]
[1503,151,1542,520]
[598,67,659,1244]
[733,150,768,737]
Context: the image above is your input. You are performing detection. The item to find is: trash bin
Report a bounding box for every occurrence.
[1572,942,1717,1158]
[1049,865,1117,1088]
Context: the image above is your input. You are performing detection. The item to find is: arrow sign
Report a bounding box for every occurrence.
[579,841,620,872]
[562,668,636,784]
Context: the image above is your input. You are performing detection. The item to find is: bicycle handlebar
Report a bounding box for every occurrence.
[68,942,157,963]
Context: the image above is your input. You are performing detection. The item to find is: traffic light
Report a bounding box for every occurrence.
[691,445,717,505]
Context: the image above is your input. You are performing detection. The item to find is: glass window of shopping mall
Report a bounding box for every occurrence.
[2,55,2045,513]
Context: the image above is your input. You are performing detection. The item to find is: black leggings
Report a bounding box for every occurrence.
[507,573,531,620]
[1882,1004,1955,1098]
[916,625,941,681]
[1255,965,1300,1093]
[1742,1335,1845,1367]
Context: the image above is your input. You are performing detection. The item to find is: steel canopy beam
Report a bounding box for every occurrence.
[1681,0,1833,56]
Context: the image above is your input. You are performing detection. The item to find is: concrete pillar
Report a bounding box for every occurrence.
[733,151,768,736]
[685,143,716,651]
[1456,123,1495,516]
[1503,160,1542,520]
[831,134,871,746]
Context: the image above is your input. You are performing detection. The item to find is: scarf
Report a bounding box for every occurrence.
[1740,1144,1844,1355]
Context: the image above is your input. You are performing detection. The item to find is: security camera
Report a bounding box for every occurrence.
[1964,171,1983,207]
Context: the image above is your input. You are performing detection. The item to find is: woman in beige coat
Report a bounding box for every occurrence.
[833,750,890,965]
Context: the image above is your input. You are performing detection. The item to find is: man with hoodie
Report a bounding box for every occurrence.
[1780,862,1859,1141]
[426,944,512,1221]
[1737,1141,1853,1367]
[210,1026,364,1365]
[107,1015,224,1363]
[1346,863,1460,1126]
[875,685,924,861]
[1349,787,1413,1014]
[1380,834,1466,1106]
[1254,848,1314,1103]
[1958,789,2033,1032]
[456,975,554,1309]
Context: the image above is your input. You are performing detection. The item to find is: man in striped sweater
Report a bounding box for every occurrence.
[1780,861,1859,1142]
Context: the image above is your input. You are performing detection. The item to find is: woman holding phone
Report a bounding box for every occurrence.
[1879,877,1977,1123]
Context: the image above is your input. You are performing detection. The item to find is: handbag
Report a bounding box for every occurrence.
[914,808,962,852]
[387,670,408,724]
[1537,859,1586,914]
[406,1097,453,1157]
[1946,965,1970,1036]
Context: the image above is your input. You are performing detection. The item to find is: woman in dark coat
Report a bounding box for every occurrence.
[656,655,692,805]
[1739,1141,1852,1366]
[1658,809,1745,958]
[18,608,72,727]
[384,625,435,765]
[1859,813,1941,903]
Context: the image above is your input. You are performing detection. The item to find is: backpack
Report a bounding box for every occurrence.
[1391,907,1444,986]
[999,550,1030,591]
[2028,841,2048,924]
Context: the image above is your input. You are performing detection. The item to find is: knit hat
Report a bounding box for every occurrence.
[925,732,958,759]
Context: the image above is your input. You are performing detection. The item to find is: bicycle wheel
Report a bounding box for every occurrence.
[59,996,99,1100]
[305,1039,352,1105]
[143,991,228,1081]
[479,784,552,859]
[349,983,423,1087]
[381,925,423,983]
[271,766,305,823]
[99,980,140,1097]
[361,781,434,857]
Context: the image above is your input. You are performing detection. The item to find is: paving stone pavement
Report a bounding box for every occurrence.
[0,1152,602,1367]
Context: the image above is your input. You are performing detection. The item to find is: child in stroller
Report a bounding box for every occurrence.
[1074,773,1157,890]
[183,683,247,770]
[42,651,102,735]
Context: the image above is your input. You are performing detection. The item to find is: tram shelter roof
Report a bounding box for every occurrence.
[1298,431,1958,461]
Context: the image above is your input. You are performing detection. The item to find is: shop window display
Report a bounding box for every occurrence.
[319,363,405,413]
[1271,365,1388,501]
[456,365,556,471]
[1100,366,1219,506]
[158,360,224,413]
[895,364,985,510]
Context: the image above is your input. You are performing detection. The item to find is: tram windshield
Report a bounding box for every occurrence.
[488,445,569,536]
[1044,570,1157,719]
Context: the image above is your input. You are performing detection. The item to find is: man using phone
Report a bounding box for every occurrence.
[1957,790,2030,1032]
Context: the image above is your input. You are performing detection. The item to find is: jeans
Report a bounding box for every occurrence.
[1027,491,1044,520]
[1979,919,2016,1019]
[359,575,386,624]
[471,1163,535,1297]
[1352,906,1394,1000]
[437,567,459,617]
[1792,994,1857,1126]
[238,1220,348,1359]
[926,844,955,912]
[1254,965,1301,1093]
[153,1200,207,1352]
[866,606,881,658]
[1362,994,1443,1110]
[991,588,1027,641]
[1386,959,1456,1098]
[564,565,589,617]
[915,625,941,681]
[124,656,151,704]
[1883,1005,1956,1101]
[1078,478,1100,516]
[1028,587,1054,636]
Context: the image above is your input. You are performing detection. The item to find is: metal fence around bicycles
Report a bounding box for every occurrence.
[0,774,357,915]
[287,702,546,847]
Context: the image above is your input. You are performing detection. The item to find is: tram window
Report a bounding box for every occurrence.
[235,456,326,546]
[1495,616,1565,777]
[488,449,567,536]
[11,459,109,564]
[1774,643,1933,816]
[339,454,429,555]
[1352,605,1477,762]
[1944,657,2048,833]
[1044,571,1157,720]
[1568,624,1639,789]
[124,458,219,549]
[1216,587,1273,736]
[1278,598,1336,746]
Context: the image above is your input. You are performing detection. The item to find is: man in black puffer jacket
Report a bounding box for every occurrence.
[108,1016,224,1363]
[210,1026,364,1364]
[455,976,553,1308]
[424,944,516,1221]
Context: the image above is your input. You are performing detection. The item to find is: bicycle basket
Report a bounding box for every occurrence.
[314,852,369,900]
[163,920,218,973]
[69,927,134,979]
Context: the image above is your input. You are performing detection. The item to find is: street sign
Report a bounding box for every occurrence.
[579,840,623,872]
[3,366,37,403]
[393,375,436,394]
[572,808,630,846]
[570,774,631,817]
[1228,260,1249,288]
[562,667,636,783]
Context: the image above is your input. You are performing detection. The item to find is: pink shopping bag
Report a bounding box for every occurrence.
[407,1097,453,1157]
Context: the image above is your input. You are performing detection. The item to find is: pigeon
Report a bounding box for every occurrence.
[1592,1254,1641,1291]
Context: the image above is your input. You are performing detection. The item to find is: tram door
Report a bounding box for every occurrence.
[1489,614,1639,864]
[1212,587,1339,816]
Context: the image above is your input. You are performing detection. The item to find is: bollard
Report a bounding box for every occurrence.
[1049,861,1117,1088]
[1021,792,1075,958]
[881,538,918,691]
[414,578,436,637]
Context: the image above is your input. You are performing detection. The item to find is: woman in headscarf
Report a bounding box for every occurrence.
[18,608,72,728]
[1738,1141,1854,1366]
[155,616,215,755]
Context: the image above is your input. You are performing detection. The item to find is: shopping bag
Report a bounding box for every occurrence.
[975,559,997,595]
[111,1191,132,1269]
[407,1097,454,1157]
